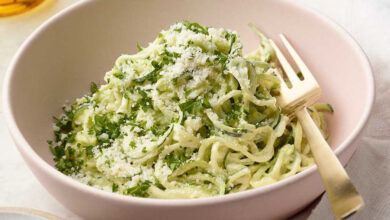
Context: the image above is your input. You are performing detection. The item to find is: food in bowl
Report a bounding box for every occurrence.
[48,21,332,198]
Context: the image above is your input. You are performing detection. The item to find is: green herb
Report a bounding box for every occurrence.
[112,183,119,192]
[136,88,153,111]
[202,98,212,109]
[90,82,98,94]
[136,88,148,97]
[214,50,228,63]
[179,100,204,115]
[225,32,237,54]
[161,50,181,65]
[50,145,65,161]
[197,125,210,138]
[225,102,241,126]
[65,132,76,144]
[213,50,228,75]
[182,20,209,35]
[52,146,83,175]
[172,69,193,85]
[85,145,94,159]
[149,124,169,136]
[114,72,125,80]
[93,114,121,146]
[154,177,165,190]
[223,130,243,137]
[137,43,143,52]
[125,180,151,197]
[206,57,213,66]
[172,77,178,85]
[54,112,73,141]
[224,32,234,41]
[142,147,147,153]
[93,115,106,133]
[129,141,136,148]
[173,27,182,32]
[50,97,97,175]
[164,150,191,171]
[134,60,162,84]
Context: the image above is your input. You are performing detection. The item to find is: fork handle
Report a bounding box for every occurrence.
[296,108,364,220]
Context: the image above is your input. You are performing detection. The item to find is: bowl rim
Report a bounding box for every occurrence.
[0,207,63,220]
[2,0,375,207]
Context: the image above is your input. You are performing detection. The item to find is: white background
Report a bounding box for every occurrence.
[1,0,389,219]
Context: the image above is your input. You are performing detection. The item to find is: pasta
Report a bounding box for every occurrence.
[48,21,333,198]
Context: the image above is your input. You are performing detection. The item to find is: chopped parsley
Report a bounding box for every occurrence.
[179,99,211,115]
[85,145,94,159]
[164,150,191,171]
[182,20,209,35]
[225,102,241,126]
[214,50,228,63]
[136,88,153,111]
[149,124,169,136]
[154,177,165,190]
[179,100,203,115]
[202,98,212,109]
[93,114,121,146]
[134,60,162,84]
[213,50,229,75]
[90,82,98,94]
[161,50,180,65]
[225,32,237,54]
[112,183,119,192]
[50,145,83,175]
[172,69,193,85]
[114,71,126,80]
[125,181,151,197]
[53,108,74,141]
[137,43,143,52]
[129,141,136,148]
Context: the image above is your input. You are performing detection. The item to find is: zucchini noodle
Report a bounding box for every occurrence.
[48,21,333,198]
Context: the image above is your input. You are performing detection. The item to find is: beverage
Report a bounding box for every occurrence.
[0,0,44,17]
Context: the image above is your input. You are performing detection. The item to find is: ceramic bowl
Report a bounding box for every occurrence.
[2,0,374,219]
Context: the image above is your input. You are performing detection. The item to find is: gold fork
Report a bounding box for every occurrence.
[269,35,364,220]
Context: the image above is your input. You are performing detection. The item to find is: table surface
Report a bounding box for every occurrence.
[1,0,389,220]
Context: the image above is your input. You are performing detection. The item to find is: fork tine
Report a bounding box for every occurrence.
[279,34,315,82]
[269,39,300,86]
[274,68,289,92]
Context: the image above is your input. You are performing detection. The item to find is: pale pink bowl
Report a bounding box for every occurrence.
[2,0,374,219]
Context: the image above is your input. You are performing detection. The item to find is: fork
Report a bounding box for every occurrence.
[269,35,364,220]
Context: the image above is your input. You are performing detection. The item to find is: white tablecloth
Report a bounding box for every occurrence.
[1,0,389,219]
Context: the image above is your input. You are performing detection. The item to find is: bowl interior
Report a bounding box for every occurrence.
[6,0,372,174]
